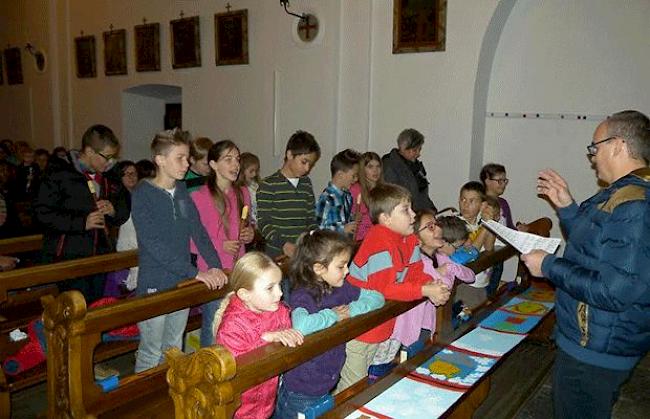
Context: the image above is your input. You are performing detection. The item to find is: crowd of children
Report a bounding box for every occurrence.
[1,124,522,418]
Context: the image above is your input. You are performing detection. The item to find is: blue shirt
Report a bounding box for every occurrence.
[315,182,353,234]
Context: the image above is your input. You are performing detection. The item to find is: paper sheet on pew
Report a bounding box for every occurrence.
[481,219,561,254]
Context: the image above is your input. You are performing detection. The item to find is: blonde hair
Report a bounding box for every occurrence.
[150,128,191,165]
[212,252,280,336]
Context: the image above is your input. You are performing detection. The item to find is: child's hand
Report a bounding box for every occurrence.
[343,222,357,235]
[239,226,255,244]
[223,240,241,255]
[283,242,297,257]
[262,329,304,347]
[332,305,350,321]
[422,282,451,306]
[196,268,228,290]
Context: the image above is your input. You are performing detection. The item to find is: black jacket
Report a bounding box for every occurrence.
[33,154,130,262]
[382,148,436,212]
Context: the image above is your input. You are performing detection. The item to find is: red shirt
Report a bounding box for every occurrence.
[346,224,431,343]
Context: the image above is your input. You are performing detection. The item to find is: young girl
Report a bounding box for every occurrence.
[275,230,384,417]
[191,140,254,347]
[214,252,303,419]
[349,152,383,241]
[183,136,213,192]
[131,128,227,372]
[236,152,261,224]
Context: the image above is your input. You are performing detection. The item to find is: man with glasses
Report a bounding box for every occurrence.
[34,124,130,303]
[522,110,650,419]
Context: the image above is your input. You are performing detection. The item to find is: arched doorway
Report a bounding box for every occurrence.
[121,84,182,161]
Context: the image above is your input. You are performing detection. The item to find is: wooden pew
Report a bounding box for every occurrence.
[0,234,42,256]
[165,217,553,419]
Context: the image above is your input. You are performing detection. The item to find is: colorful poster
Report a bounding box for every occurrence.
[345,376,464,419]
[499,296,554,316]
[519,286,555,303]
[449,327,526,357]
[410,347,497,389]
[479,309,542,334]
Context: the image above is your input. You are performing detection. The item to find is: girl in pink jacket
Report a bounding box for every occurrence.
[214,252,303,418]
[191,140,255,347]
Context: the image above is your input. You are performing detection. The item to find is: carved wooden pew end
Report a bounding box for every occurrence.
[166,346,238,419]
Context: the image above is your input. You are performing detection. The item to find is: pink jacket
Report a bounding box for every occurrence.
[349,183,373,241]
[216,296,291,419]
[190,185,251,270]
[390,251,475,345]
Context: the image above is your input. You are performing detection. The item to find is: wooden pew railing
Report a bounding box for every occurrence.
[0,234,42,256]
[166,217,552,419]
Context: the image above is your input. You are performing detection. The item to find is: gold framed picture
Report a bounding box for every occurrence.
[214,9,249,66]
[103,29,127,76]
[170,16,201,69]
[135,23,161,72]
[393,0,447,54]
[75,35,97,78]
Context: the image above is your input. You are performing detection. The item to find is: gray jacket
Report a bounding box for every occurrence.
[132,179,221,295]
[382,148,436,212]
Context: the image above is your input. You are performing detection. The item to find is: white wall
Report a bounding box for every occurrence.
[2,0,648,216]
[484,0,650,235]
[121,92,166,161]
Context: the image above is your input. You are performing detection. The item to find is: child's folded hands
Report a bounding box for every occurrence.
[262,329,304,347]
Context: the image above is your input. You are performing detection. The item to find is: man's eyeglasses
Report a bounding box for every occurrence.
[587,136,617,156]
[489,178,509,185]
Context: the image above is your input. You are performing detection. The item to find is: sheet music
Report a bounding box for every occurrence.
[481,220,561,254]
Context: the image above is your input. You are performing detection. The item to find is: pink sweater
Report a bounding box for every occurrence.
[349,183,373,241]
[390,251,475,345]
[190,184,251,270]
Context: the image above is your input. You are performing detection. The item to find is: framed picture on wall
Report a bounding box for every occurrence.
[4,47,23,85]
[103,29,127,76]
[170,16,201,69]
[214,9,249,66]
[135,22,160,72]
[75,35,97,78]
[393,0,447,54]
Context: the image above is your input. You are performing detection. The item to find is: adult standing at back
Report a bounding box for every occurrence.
[382,128,436,212]
[522,110,650,419]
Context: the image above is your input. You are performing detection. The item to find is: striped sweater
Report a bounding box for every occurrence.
[257,170,317,257]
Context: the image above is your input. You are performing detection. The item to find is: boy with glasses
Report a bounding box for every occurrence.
[34,124,130,303]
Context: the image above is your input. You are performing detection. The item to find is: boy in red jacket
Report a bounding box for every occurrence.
[336,183,451,391]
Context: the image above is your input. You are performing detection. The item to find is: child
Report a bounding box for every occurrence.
[455,181,499,312]
[236,152,261,224]
[349,152,384,241]
[336,183,451,392]
[183,136,213,192]
[381,212,475,357]
[131,128,227,372]
[33,125,130,302]
[191,140,254,347]
[214,252,304,419]
[480,163,515,297]
[315,149,361,235]
[257,130,320,258]
[276,230,384,417]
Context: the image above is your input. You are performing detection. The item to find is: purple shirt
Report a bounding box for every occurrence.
[283,282,361,396]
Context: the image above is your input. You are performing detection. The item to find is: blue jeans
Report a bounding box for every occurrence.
[485,262,504,298]
[274,382,326,419]
[135,308,189,372]
[553,348,632,419]
[200,299,221,347]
